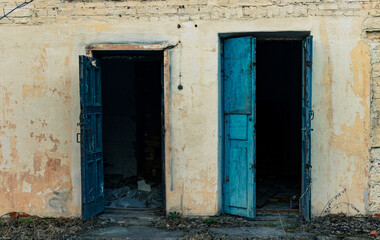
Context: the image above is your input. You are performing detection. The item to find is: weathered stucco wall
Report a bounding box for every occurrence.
[0,0,378,217]
[365,17,380,215]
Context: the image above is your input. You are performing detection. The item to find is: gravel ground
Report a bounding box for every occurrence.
[153,215,253,231]
[154,213,380,239]
[0,214,101,240]
[1,212,379,240]
[183,230,229,240]
[301,214,380,238]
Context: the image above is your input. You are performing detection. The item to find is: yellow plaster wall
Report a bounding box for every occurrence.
[0,0,377,217]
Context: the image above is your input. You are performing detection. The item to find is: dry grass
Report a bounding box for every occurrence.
[0,215,101,240]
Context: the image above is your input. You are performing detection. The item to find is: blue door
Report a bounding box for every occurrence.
[301,36,313,220]
[79,56,104,219]
[223,37,256,218]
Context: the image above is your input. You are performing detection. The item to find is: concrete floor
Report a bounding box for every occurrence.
[78,210,371,240]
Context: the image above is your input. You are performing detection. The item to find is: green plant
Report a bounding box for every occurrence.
[203,217,218,223]
[169,211,181,218]
[19,218,33,224]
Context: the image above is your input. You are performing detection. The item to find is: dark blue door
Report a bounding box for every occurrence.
[79,56,104,219]
[223,37,256,218]
[301,36,313,220]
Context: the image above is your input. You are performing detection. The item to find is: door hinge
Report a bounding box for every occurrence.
[252,62,256,66]
[305,164,312,170]
[250,163,256,170]
[306,61,312,67]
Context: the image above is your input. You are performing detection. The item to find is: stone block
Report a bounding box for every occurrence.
[318,3,339,11]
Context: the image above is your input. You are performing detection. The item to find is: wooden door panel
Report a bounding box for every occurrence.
[228,146,248,208]
[223,37,256,218]
[79,56,105,220]
[223,37,253,115]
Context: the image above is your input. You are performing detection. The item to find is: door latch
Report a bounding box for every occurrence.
[76,132,82,143]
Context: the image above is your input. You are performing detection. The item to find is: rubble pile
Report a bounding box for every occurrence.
[105,180,162,209]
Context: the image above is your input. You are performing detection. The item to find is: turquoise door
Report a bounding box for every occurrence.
[223,37,256,218]
[301,36,313,220]
[79,56,105,219]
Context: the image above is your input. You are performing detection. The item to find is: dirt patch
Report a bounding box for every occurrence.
[183,230,229,240]
[0,214,101,240]
[299,214,380,238]
[1,212,379,239]
[153,215,253,231]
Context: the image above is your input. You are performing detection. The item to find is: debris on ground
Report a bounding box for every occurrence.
[183,230,229,240]
[300,214,380,238]
[1,212,379,239]
[0,214,101,240]
[153,215,252,231]
[105,186,146,208]
[105,183,162,209]
[370,230,379,239]
[138,179,152,192]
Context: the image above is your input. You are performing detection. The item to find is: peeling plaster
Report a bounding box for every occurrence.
[0,3,376,217]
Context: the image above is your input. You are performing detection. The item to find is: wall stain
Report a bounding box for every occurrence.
[328,40,370,213]
[0,48,75,216]
[85,23,111,33]
[35,134,46,143]
[330,41,370,161]
[65,56,70,67]
[0,154,73,216]
[49,135,60,152]
[350,40,370,108]
[22,44,49,99]
[10,136,19,166]
[321,21,334,130]
[33,151,43,173]
[22,85,48,99]
[49,86,71,104]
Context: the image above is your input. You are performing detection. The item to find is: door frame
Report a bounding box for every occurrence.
[220,34,312,218]
[82,43,173,217]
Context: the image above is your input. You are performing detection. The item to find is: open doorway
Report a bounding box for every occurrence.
[222,35,312,218]
[256,40,302,210]
[95,51,164,211]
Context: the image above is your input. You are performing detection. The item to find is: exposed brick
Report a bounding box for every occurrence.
[318,3,339,11]
[339,3,363,11]
[0,0,376,25]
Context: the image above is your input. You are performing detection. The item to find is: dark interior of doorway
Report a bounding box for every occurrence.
[95,51,164,210]
[256,40,302,210]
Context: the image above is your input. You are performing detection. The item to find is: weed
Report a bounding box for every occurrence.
[169,211,181,218]
[19,218,33,224]
[203,217,218,224]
